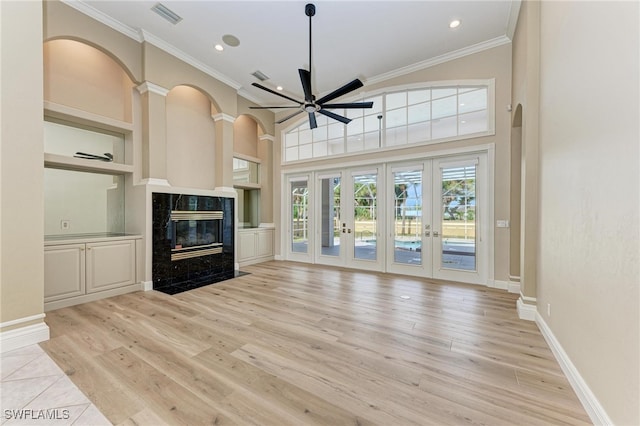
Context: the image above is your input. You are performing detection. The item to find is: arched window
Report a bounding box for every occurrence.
[283,80,494,163]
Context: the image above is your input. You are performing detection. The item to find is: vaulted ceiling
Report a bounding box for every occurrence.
[66,1,520,107]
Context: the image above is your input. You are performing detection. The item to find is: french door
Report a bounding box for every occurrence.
[314,167,383,271]
[386,155,487,284]
[285,153,488,285]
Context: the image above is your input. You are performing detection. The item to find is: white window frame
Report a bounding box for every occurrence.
[281,79,495,165]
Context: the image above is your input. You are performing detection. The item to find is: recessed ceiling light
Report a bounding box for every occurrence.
[449,19,461,28]
[222,34,240,47]
[214,44,224,52]
[276,86,283,91]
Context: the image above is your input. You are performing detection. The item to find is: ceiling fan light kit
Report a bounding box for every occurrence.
[250,3,373,129]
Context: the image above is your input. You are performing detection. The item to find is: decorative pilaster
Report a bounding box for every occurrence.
[137,82,170,185]
[212,113,236,191]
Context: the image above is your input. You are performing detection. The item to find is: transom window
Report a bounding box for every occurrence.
[283,82,493,163]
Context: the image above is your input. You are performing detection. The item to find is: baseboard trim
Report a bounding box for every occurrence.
[517,297,537,321]
[535,313,613,425]
[490,279,508,290]
[0,322,50,354]
[142,281,153,291]
[44,282,143,311]
[508,281,521,294]
[239,256,275,268]
[274,254,284,261]
[0,313,45,329]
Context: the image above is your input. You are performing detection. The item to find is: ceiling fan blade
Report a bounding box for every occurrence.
[308,112,317,129]
[252,83,303,105]
[299,69,313,103]
[316,79,364,105]
[276,109,304,124]
[318,109,352,125]
[321,102,374,109]
[249,106,301,109]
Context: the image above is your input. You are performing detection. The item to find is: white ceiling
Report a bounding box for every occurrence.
[68,0,519,107]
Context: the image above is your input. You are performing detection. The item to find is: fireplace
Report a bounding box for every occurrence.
[170,210,223,260]
[152,192,234,294]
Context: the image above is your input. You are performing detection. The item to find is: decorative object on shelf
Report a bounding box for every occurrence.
[249,3,373,129]
[73,152,113,162]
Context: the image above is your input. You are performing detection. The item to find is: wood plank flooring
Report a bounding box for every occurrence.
[40,261,591,425]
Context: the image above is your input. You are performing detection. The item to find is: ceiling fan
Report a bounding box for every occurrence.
[249,3,373,129]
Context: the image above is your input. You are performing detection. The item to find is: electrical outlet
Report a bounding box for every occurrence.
[60,220,70,230]
[547,303,551,316]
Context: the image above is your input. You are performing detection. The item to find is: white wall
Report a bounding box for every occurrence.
[537,2,639,424]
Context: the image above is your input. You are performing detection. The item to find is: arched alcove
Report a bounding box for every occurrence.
[234,115,260,158]
[166,85,216,189]
[44,39,134,122]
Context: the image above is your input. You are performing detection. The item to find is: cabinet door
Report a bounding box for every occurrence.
[256,229,274,257]
[44,244,86,302]
[86,240,136,293]
[238,231,257,261]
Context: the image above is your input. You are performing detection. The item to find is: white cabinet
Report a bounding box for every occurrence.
[237,227,274,266]
[44,236,140,311]
[86,240,136,293]
[44,244,86,302]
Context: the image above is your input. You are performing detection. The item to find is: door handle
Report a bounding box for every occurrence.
[348,229,352,234]
[433,231,440,237]
[425,231,430,237]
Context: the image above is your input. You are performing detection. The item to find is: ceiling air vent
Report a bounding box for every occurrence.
[251,70,269,82]
[151,3,183,25]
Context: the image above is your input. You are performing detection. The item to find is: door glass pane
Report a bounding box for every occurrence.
[320,177,341,257]
[393,170,422,264]
[291,180,309,253]
[441,165,476,270]
[353,173,377,260]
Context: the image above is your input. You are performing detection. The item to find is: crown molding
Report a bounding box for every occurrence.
[366,35,512,87]
[237,88,265,106]
[63,1,242,91]
[140,30,242,91]
[136,81,170,96]
[61,0,142,42]
[212,113,236,123]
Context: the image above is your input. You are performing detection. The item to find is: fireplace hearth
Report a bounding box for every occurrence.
[152,192,234,294]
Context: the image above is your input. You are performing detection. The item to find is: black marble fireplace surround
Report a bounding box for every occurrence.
[152,192,235,295]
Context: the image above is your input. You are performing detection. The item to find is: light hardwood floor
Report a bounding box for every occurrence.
[41,261,591,425]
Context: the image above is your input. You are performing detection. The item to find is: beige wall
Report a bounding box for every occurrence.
[0,1,45,328]
[511,0,540,301]
[275,44,513,283]
[166,85,216,189]
[536,1,639,424]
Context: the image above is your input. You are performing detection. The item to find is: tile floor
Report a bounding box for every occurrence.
[1,344,111,425]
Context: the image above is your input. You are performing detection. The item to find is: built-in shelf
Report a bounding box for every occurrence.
[44,153,134,175]
[44,100,134,134]
[233,182,261,190]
